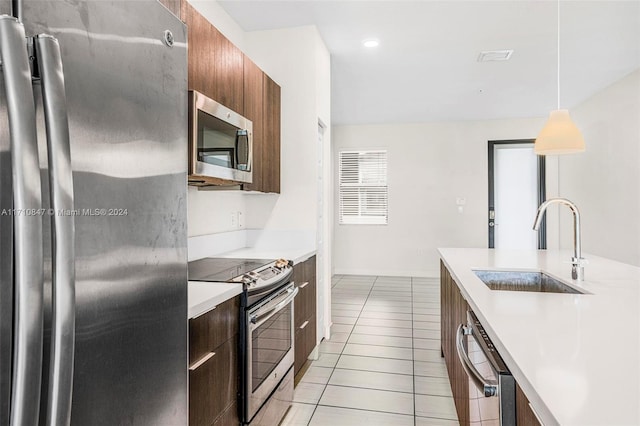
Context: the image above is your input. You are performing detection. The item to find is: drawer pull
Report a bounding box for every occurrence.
[299,282,309,289]
[189,351,216,371]
[299,320,309,330]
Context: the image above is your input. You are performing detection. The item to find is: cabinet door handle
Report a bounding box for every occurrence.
[299,282,309,289]
[299,321,309,330]
[188,352,216,371]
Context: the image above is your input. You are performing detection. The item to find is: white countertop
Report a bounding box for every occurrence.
[215,247,316,265]
[438,248,640,426]
[187,281,242,319]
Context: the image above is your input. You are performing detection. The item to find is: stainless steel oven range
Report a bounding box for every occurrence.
[188,257,296,426]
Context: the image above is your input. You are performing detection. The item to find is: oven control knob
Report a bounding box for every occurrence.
[275,259,289,269]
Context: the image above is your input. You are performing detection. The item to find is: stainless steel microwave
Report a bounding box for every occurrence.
[188,90,253,185]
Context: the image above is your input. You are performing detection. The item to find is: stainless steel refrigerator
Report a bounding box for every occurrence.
[0,1,188,425]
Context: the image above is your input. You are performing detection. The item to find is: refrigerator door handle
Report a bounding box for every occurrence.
[35,34,76,426]
[0,14,45,426]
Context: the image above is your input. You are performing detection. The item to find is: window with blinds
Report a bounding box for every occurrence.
[338,150,388,225]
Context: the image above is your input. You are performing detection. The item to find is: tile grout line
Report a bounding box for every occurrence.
[305,276,379,426]
[301,276,453,425]
[411,276,416,426]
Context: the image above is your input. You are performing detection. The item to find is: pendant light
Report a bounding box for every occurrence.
[535,0,585,155]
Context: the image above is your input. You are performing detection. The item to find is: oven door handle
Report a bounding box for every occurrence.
[456,324,499,397]
[249,287,298,329]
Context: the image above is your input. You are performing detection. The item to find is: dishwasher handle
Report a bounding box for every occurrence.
[456,324,499,397]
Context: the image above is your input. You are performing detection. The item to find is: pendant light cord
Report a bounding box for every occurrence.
[557,0,561,109]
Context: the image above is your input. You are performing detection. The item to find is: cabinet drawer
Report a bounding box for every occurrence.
[189,296,240,365]
[294,280,316,329]
[294,256,316,328]
[294,314,316,376]
[189,336,239,426]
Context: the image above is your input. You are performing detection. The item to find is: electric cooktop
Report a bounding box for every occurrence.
[188,257,275,283]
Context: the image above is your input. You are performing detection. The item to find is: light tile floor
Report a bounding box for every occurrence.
[281,275,460,426]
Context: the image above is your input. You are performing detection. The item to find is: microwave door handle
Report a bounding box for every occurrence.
[35,34,76,426]
[234,131,241,168]
[235,131,249,169]
[456,324,499,397]
[0,15,45,426]
[249,287,298,329]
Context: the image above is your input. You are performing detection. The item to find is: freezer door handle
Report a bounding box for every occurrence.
[35,33,76,426]
[0,14,45,426]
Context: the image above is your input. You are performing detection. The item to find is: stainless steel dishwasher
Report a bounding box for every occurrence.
[456,311,516,426]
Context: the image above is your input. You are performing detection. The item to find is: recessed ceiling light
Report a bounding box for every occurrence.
[362,39,379,48]
[478,50,514,62]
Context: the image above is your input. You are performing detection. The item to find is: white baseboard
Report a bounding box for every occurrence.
[333,268,439,279]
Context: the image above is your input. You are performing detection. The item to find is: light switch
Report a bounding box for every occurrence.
[456,197,466,206]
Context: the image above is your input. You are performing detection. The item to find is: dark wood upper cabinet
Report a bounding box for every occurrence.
[158,0,181,19]
[183,1,243,114]
[262,74,281,194]
[182,0,281,193]
[242,57,265,192]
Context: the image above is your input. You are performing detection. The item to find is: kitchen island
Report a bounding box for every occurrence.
[439,248,639,426]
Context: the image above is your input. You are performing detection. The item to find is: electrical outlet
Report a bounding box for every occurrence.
[237,211,243,229]
[231,212,237,228]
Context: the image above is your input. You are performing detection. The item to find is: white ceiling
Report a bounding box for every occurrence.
[218,1,640,125]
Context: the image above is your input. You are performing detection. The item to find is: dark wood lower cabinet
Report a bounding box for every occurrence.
[212,401,239,426]
[189,336,239,426]
[189,296,241,426]
[441,260,470,426]
[294,313,316,375]
[293,256,317,377]
[189,297,240,365]
[516,384,542,426]
[442,261,544,426]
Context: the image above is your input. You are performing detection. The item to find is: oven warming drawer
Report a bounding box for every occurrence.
[246,367,294,426]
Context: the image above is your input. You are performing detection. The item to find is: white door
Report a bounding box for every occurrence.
[490,142,544,249]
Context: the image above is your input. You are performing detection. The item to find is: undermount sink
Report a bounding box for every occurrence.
[473,270,585,294]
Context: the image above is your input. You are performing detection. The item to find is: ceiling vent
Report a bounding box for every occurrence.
[477,50,514,62]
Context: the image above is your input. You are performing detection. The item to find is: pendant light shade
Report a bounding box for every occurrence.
[534,0,585,155]
[535,109,585,155]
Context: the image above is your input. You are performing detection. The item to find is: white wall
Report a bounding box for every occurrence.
[332,118,556,277]
[245,26,333,340]
[558,69,640,266]
[244,26,330,234]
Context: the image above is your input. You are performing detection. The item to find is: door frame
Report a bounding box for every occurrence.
[488,139,546,249]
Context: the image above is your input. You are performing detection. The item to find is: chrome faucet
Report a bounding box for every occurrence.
[533,198,585,281]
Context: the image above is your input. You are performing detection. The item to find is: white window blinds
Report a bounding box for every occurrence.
[339,150,388,225]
